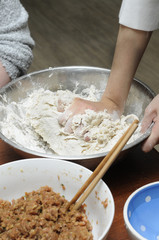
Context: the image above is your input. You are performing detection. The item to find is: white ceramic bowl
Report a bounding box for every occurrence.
[0,158,115,240]
[123,182,159,240]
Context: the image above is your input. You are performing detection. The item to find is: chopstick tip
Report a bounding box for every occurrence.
[134,119,139,124]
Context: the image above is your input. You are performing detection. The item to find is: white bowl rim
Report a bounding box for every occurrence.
[123,181,159,240]
[0,158,115,240]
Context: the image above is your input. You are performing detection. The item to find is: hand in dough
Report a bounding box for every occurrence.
[58,97,121,136]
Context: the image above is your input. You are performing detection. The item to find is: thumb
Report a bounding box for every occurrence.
[141,111,156,133]
[142,117,159,152]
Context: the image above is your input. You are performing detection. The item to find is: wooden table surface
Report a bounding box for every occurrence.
[0,139,159,239]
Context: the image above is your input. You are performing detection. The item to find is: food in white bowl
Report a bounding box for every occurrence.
[0,186,93,239]
[0,158,115,240]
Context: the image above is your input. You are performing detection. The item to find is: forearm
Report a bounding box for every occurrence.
[0,62,10,88]
[101,25,152,112]
[0,0,34,81]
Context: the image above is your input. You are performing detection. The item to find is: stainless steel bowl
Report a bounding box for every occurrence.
[0,66,155,169]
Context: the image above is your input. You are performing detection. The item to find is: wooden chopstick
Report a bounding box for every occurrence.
[67,119,139,210]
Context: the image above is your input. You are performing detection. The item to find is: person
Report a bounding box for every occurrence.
[0,0,34,88]
[58,0,159,153]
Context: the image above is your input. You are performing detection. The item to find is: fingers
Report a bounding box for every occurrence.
[142,117,159,152]
[58,98,83,133]
[58,98,89,133]
[141,96,159,152]
[141,95,159,133]
[64,117,73,133]
[57,98,65,112]
[141,107,156,133]
[58,110,72,126]
[58,96,122,139]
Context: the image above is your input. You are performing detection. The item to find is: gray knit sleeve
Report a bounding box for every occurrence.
[0,0,35,80]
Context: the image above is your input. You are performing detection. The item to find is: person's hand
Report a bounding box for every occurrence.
[0,62,10,88]
[58,97,121,134]
[141,94,159,152]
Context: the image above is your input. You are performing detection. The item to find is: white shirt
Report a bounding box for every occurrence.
[119,0,159,31]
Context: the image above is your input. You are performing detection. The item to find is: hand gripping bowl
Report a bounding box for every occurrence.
[0,158,115,240]
[0,66,155,169]
[123,182,159,240]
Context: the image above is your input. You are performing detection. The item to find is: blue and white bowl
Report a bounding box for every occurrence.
[123,182,159,240]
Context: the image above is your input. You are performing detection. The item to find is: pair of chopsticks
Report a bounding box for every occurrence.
[67,119,139,210]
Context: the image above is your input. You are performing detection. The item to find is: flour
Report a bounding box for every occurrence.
[0,87,141,155]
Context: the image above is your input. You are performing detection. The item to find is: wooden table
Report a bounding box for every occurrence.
[0,139,159,239]
[104,145,159,239]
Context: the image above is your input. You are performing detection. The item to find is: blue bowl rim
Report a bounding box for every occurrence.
[123,181,159,240]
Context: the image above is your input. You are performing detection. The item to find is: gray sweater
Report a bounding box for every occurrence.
[0,0,34,80]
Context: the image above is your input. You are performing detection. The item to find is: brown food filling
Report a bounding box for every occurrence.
[0,186,93,240]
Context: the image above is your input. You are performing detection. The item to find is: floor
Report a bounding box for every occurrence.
[21,0,159,150]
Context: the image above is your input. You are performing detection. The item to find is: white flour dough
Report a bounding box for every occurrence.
[0,87,141,155]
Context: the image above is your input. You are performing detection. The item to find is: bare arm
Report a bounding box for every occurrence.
[0,62,10,88]
[101,25,152,113]
[58,25,152,132]
[0,0,34,81]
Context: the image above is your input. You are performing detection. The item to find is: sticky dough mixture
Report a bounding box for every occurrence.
[0,86,141,155]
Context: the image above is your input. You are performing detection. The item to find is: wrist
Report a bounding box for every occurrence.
[100,93,124,115]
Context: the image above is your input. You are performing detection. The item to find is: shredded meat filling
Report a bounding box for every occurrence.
[0,186,93,240]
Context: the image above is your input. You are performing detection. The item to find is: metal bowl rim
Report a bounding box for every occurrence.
[0,66,155,161]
